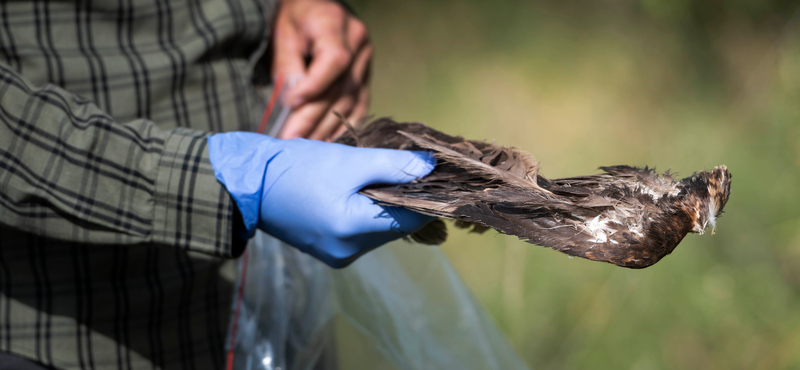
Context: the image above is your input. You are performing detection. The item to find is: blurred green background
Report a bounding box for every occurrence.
[344,0,800,368]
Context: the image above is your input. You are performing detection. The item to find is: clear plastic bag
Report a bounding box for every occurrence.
[225,231,333,370]
[230,75,527,369]
[225,231,530,370]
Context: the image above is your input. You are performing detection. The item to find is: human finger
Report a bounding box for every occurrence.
[329,45,371,139]
[351,75,370,120]
[287,9,362,107]
[271,9,308,81]
[309,92,355,141]
[362,149,437,185]
[331,120,349,140]
[328,84,366,139]
[286,74,346,140]
[279,98,333,139]
[347,19,373,85]
[346,197,436,239]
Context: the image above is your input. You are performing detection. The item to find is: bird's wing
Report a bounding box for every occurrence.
[336,118,722,269]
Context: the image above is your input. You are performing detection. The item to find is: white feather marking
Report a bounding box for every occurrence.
[585,216,609,243]
[635,180,681,201]
[581,210,645,244]
[628,223,644,237]
[693,209,704,234]
[706,187,720,234]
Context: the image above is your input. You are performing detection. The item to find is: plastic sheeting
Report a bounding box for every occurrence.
[226,230,529,370]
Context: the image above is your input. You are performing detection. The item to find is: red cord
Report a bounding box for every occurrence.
[257,74,286,134]
[227,74,285,370]
[225,248,250,370]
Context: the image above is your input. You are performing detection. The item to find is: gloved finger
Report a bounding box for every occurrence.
[360,150,437,186]
[312,198,433,269]
[346,195,435,236]
[380,205,436,233]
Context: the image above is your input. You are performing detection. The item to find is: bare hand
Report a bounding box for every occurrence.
[271,0,372,141]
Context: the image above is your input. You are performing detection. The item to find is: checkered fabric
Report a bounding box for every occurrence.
[0,0,277,368]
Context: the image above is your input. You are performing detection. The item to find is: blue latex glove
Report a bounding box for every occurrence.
[207,132,436,268]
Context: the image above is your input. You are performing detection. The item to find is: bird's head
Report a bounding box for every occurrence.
[679,165,731,235]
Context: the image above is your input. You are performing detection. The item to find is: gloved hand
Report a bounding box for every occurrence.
[207,132,436,268]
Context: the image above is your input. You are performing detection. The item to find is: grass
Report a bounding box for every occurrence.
[345,0,800,368]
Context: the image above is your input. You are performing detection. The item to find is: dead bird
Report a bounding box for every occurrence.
[335,118,731,269]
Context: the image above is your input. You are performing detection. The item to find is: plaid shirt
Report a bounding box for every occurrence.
[0,0,277,368]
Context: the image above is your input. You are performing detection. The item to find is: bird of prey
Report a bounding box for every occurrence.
[335,118,732,269]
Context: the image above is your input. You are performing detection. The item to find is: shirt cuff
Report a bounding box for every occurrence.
[151,128,242,258]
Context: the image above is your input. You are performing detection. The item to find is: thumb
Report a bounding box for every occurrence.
[364,150,437,186]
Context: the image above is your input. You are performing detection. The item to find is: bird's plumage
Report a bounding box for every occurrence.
[336,118,732,269]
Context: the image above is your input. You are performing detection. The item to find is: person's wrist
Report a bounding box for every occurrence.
[207,132,282,239]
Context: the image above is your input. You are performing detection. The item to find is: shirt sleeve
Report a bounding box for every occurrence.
[0,62,242,258]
